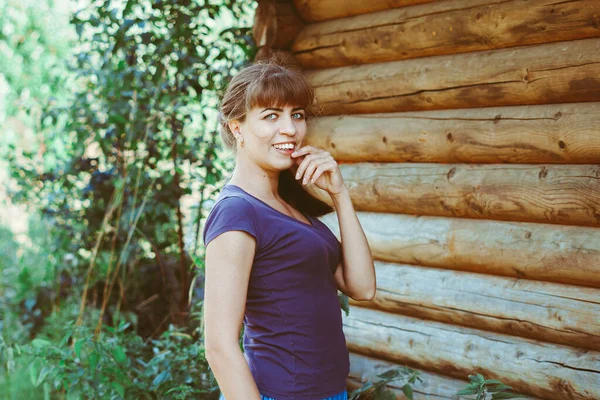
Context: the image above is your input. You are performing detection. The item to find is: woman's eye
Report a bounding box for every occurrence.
[265,113,277,120]
[292,112,305,119]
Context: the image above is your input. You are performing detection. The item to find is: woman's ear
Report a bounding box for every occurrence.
[228,120,241,137]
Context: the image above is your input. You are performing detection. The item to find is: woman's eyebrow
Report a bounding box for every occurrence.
[260,107,305,113]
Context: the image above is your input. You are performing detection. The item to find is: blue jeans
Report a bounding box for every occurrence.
[219,389,348,400]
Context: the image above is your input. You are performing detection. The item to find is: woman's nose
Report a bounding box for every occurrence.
[279,115,297,135]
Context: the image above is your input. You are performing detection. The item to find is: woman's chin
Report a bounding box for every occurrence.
[263,149,296,171]
[273,159,295,172]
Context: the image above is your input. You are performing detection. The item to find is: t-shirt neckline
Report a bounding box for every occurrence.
[225,184,315,228]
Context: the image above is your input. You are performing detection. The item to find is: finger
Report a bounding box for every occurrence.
[305,158,336,185]
[295,152,330,181]
[309,161,337,184]
[292,150,331,169]
[291,145,325,158]
[307,164,326,185]
[301,159,320,185]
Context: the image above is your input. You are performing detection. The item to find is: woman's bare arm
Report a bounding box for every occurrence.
[204,230,261,400]
[331,187,376,301]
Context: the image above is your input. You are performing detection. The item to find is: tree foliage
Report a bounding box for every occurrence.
[2,0,255,397]
[0,0,74,126]
[6,0,256,336]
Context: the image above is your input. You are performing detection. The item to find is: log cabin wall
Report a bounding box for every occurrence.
[253,1,600,399]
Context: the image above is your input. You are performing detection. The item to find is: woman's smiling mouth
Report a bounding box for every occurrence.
[272,142,296,155]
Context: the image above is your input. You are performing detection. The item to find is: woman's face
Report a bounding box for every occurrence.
[232,104,307,171]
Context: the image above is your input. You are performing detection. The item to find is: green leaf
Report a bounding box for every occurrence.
[89,350,99,372]
[492,392,529,399]
[108,113,127,125]
[402,384,414,400]
[136,357,148,368]
[338,292,350,316]
[152,370,171,387]
[31,339,52,348]
[29,361,38,386]
[74,340,83,359]
[112,345,127,364]
[455,386,479,396]
[112,381,125,397]
[484,379,506,386]
[206,173,217,185]
[116,321,131,333]
[487,384,514,393]
[376,369,399,381]
[29,360,51,388]
[35,366,52,387]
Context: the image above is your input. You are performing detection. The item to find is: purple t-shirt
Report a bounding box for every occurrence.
[202,184,350,399]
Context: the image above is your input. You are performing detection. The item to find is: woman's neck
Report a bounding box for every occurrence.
[228,170,281,201]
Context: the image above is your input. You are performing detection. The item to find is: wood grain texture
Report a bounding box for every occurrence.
[343,307,600,399]
[352,261,600,351]
[303,102,600,163]
[317,212,600,287]
[293,0,600,68]
[253,0,304,50]
[308,162,600,226]
[307,37,600,114]
[292,0,437,22]
[348,352,470,399]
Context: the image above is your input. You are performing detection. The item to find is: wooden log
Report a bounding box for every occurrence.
[294,0,600,69]
[253,0,304,50]
[292,0,437,22]
[348,352,469,399]
[307,37,600,114]
[307,163,600,227]
[343,307,600,400]
[347,355,544,399]
[351,261,600,351]
[304,102,600,164]
[346,353,546,399]
[317,212,600,288]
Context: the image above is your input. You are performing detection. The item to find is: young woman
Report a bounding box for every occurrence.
[202,60,376,400]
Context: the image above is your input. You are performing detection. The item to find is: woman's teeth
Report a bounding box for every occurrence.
[273,144,295,154]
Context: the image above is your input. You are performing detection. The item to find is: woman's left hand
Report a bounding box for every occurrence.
[290,146,346,196]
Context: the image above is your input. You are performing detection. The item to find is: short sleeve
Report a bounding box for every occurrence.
[202,196,259,247]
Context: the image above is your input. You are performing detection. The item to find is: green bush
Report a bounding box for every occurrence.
[1,298,217,399]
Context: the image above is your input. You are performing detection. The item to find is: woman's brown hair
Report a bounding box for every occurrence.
[218,57,334,217]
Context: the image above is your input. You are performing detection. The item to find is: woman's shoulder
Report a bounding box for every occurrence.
[202,189,260,247]
[214,192,255,210]
[211,185,256,210]
[207,191,256,221]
